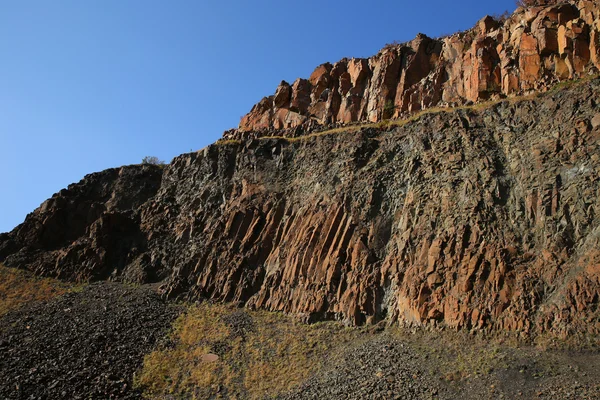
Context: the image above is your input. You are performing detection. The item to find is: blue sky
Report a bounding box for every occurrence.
[0,0,516,233]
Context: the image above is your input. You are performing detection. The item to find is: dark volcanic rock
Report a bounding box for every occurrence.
[276,336,446,400]
[2,79,599,341]
[155,79,600,339]
[276,332,600,400]
[0,164,164,282]
[0,282,177,400]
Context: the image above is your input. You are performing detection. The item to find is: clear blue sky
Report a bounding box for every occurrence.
[0,0,516,233]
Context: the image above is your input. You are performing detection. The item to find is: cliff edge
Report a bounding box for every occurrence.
[226,1,600,140]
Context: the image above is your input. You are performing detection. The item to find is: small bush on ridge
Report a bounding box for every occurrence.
[141,156,165,165]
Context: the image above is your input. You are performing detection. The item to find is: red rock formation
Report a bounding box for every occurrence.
[231,1,600,139]
[147,80,600,336]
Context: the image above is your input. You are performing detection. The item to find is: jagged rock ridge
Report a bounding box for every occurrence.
[227,1,600,139]
[0,165,164,282]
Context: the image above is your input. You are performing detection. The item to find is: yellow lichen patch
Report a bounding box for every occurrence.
[0,264,70,317]
[135,303,361,399]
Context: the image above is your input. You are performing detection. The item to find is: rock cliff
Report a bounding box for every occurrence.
[3,78,600,339]
[1,2,599,341]
[229,1,600,139]
[0,165,164,282]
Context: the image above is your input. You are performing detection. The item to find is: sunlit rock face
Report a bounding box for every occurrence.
[232,1,600,139]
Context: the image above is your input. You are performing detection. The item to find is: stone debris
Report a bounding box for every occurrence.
[0,282,177,399]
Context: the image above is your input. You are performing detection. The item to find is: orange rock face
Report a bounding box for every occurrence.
[147,80,600,336]
[234,1,600,138]
[520,33,541,89]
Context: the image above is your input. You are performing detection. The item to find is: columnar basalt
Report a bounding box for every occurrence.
[1,2,599,341]
[232,1,600,139]
[2,79,599,339]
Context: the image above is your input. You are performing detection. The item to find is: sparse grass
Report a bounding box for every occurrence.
[390,327,522,382]
[390,319,600,386]
[532,329,600,351]
[255,104,492,145]
[137,303,599,398]
[0,264,71,317]
[135,303,361,399]
[546,74,596,94]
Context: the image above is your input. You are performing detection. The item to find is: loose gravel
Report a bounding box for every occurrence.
[0,282,598,400]
[277,335,446,400]
[0,282,178,400]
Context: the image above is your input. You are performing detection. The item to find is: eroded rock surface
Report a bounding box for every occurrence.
[230,1,600,139]
[2,79,599,341]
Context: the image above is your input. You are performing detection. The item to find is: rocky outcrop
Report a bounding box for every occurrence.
[2,79,599,341]
[232,1,600,139]
[0,165,164,282]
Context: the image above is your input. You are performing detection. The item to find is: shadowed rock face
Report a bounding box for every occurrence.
[231,1,600,139]
[0,165,165,282]
[2,79,599,340]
